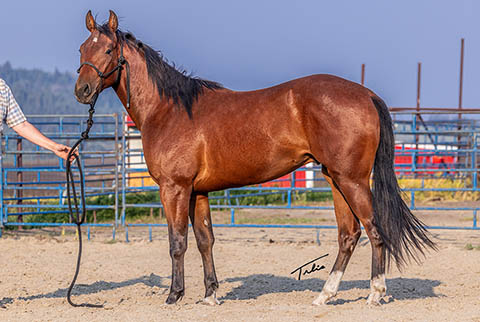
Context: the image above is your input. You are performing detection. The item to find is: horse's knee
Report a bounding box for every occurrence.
[169,236,187,259]
[196,230,214,253]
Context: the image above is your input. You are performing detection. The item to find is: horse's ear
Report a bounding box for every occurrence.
[85,10,96,33]
[108,10,118,33]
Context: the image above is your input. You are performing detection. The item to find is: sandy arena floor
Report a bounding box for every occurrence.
[0,226,479,321]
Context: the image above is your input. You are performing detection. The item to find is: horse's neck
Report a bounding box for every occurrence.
[114,51,166,131]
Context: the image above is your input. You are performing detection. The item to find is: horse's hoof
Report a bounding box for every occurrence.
[312,292,334,306]
[366,292,384,306]
[165,291,184,305]
[202,292,220,306]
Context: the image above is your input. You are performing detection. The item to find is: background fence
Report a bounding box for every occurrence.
[0,110,479,239]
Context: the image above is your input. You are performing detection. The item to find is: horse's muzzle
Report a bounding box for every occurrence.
[74,82,97,105]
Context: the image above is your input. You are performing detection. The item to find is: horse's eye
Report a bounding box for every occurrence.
[105,49,112,55]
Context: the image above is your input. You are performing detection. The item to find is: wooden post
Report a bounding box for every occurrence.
[361,64,365,86]
[415,63,422,178]
[458,38,464,146]
[459,38,464,114]
[16,138,23,226]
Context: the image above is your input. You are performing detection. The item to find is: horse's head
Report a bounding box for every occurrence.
[75,10,121,104]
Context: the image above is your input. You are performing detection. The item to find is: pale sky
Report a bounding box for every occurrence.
[1,0,479,108]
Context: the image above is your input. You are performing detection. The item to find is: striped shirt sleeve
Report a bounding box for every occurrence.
[3,82,27,128]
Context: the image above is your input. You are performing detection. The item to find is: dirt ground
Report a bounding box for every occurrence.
[1,218,480,321]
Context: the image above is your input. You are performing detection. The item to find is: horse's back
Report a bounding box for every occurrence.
[189,74,380,190]
[142,73,380,190]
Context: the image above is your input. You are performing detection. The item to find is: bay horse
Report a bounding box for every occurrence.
[75,11,435,306]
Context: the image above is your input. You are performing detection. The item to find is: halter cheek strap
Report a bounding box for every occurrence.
[77,41,131,109]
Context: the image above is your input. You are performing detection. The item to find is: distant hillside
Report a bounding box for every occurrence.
[0,62,123,115]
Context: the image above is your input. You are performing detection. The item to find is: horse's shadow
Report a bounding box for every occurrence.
[220,274,442,304]
[0,273,169,308]
[1,273,442,308]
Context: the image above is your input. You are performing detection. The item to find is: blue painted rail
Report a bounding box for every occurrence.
[0,110,479,240]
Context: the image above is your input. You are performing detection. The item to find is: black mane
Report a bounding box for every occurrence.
[98,24,223,117]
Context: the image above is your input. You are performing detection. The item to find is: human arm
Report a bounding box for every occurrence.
[3,80,75,161]
[12,121,75,160]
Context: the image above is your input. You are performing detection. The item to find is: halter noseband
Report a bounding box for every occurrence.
[77,40,131,108]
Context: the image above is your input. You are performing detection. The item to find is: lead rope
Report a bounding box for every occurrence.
[67,38,131,307]
[65,95,103,308]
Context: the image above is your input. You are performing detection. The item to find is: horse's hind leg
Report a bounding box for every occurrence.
[313,166,361,305]
[189,193,219,305]
[328,171,386,305]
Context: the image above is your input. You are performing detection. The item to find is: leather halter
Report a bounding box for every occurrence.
[77,40,131,108]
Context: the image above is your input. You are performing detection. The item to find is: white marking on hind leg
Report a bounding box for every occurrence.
[313,271,343,305]
[366,274,386,306]
[202,291,220,306]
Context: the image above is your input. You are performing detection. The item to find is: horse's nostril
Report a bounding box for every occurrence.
[82,84,91,97]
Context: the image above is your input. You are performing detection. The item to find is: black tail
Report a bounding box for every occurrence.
[371,96,436,269]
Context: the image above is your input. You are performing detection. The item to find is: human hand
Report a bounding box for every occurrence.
[54,144,78,161]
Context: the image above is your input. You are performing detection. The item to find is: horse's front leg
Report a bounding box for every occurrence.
[189,193,219,305]
[160,181,192,304]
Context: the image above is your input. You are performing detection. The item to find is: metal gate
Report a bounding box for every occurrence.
[1,110,479,239]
